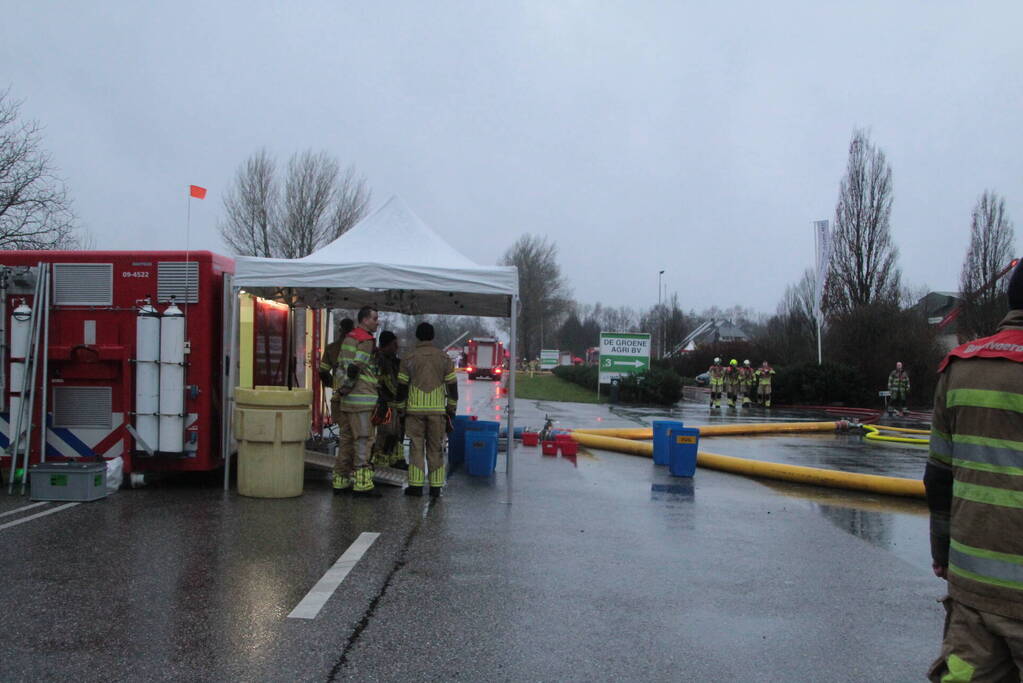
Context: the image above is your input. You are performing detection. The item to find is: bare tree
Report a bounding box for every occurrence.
[328,165,372,242]
[0,89,79,249]
[218,149,371,258]
[276,150,338,259]
[959,190,1015,339]
[825,130,901,313]
[219,149,277,257]
[780,269,817,327]
[501,234,571,359]
[600,305,637,333]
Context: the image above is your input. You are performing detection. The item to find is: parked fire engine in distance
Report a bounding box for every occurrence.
[465,337,504,381]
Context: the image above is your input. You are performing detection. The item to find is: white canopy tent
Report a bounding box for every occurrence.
[225,196,520,495]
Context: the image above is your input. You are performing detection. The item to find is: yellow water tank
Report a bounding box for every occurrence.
[234,386,312,498]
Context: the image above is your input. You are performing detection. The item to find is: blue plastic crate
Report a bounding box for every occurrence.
[652,420,684,466]
[667,427,699,477]
[448,415,478,470]
[466,420,500,433]
[465,430,498,476]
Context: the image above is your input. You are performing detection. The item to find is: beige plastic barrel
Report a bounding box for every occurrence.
[234,386,312,498]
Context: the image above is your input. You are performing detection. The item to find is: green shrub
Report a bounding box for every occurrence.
[618,367,684,405]
[552,365,599,390]
[554,364,683,405]
[772,361,872,406]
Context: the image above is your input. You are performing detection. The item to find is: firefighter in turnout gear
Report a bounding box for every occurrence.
[756,361,775,407]
[371,331,405,470]
[738,359,755,407]
[925,262,1023,681]
[723,359,740,408]
[888,361,910,416]
[320,317,355,486]
[318,318,354,398]
[708,357,725,409]
[334,307,381,497]
[397,322,458,498]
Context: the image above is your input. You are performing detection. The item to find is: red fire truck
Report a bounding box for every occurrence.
[464,337,504,381]
[0,251,243,482]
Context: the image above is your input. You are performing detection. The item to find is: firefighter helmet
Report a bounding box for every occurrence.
[730,359,738,366]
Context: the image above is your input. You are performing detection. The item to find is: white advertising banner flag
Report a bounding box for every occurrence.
[813,220,831,320]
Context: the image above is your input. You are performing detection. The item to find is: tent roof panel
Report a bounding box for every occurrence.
[232,196,518,317]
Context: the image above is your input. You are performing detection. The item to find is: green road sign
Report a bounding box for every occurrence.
[598,332,651,383]
[539,349,559,370]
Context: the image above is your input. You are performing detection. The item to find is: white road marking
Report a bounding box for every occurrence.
[0,502,49,518]
[0,502,79,530]
[288,532,380,620]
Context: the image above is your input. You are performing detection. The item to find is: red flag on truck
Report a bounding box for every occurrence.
[189,185,207,199]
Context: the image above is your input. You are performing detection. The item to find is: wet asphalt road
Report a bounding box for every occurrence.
[0,376,943,681]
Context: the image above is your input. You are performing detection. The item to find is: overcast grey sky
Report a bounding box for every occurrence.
[4,2,1021,314]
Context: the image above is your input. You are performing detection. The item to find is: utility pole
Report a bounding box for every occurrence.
[658,270,664,359]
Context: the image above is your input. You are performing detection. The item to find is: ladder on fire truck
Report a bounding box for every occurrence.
[6,262,51,494]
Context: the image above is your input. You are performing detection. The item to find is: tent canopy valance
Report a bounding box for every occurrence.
[232,196,518,317]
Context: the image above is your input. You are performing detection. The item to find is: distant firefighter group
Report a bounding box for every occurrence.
[707,358,775,409]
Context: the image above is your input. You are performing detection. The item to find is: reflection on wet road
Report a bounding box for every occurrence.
[514,390,934,572]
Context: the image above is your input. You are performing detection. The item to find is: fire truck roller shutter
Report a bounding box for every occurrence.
[135,302,160,452]
[158,302,185,453]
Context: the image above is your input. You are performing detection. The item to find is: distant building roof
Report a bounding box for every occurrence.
[916,291,962,324]
[669,319,749,355]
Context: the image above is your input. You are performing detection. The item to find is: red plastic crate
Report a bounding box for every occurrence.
[559,440,579,456]
[522,431,539,446]
[541,440,558,456]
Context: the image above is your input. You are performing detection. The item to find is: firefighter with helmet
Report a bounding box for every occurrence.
[707,357,725,409]
[723,359,740,408]
[738,359,755,407]
[756,360,776,407]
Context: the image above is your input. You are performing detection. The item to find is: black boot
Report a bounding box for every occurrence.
[404,485,423,497]
[352,488,382,499]
[429,487,442,498]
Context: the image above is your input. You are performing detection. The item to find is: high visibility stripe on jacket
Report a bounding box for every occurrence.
[925,309,1023,621]
[338,327,378,412]
[756,367,775,386]
[888,370,910,393]
[399,341,457,416]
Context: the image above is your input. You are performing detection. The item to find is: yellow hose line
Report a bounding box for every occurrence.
[862,424,930,446]
[573,421,847,440]
[699,421,848,436]
[870,425,930,436]
[573,427,653,439]
[570,432,926,499]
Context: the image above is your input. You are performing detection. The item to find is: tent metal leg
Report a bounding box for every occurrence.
[506,295,517,504]
[223,288,241,492]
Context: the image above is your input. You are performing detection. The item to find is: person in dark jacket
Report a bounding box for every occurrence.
[371,331,405,470]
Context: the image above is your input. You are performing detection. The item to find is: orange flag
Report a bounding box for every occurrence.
[189,185,207,199]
